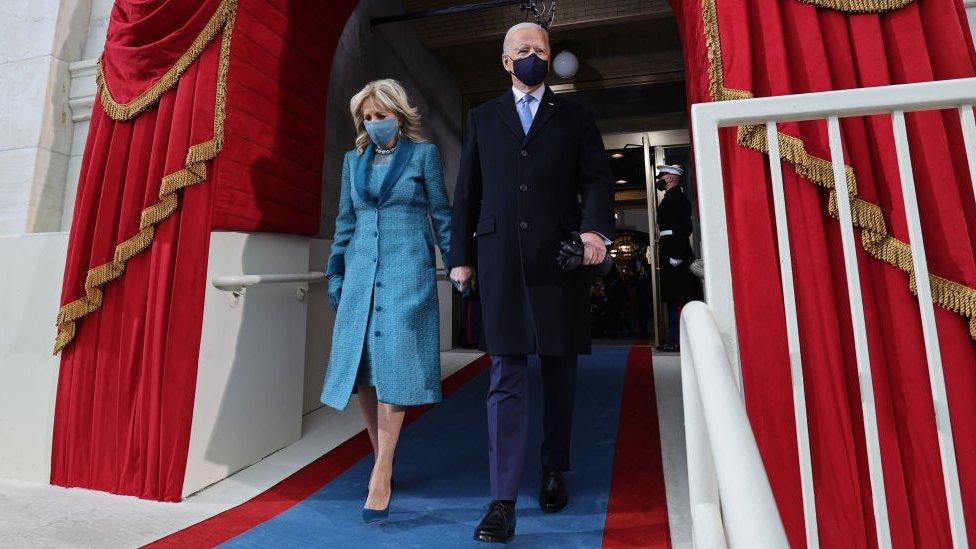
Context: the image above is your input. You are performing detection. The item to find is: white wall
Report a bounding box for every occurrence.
[184,232,311,497]
[0,233,68,482]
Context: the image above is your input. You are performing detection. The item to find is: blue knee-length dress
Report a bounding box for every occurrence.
[321,139,451,410]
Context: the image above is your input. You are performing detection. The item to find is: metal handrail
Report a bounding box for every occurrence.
[681,301,788,549]
[211,273,326,294]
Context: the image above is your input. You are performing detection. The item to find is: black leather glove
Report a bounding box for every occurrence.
[557,232,614,276]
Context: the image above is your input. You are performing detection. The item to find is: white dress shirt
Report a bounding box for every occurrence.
[512,85,547,118]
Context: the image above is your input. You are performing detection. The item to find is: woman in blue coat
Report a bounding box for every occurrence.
[322,79,451,522]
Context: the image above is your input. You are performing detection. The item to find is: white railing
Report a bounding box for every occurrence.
[690,77,976,548]
[681,301,788,549]
[211,272,326,303]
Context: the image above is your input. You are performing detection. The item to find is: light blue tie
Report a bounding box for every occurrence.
[518,95,535,134]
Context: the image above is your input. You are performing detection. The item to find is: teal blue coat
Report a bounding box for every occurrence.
[321,140,451,410]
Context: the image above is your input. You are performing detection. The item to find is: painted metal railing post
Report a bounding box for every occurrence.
[891,111,968,549]
[826,116,891,549]
[765,121,820,549]
[691,107,742,391]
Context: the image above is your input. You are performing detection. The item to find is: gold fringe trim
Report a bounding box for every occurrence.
[797,0,915,13]
[54,2,237,354]
[96,0,236,121]
[701,0,976,340]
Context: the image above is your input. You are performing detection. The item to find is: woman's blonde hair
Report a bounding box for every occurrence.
[349,79,426,153]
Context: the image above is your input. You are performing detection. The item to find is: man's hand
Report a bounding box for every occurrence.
[450,266,476,294]
[580,232,608,266]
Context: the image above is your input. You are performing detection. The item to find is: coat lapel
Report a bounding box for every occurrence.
[523,88,561,146]
[352,139,416,207]
[495,90,525,140]
[354,144,375,205]
[377,138,415,206]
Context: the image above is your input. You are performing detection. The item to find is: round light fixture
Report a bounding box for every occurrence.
[553,50,579,78]
[610,152,624,159]
[616,179,628,184]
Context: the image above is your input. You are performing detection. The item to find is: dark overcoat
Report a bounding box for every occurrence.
[657,186,700,302]
[449,87,614,356]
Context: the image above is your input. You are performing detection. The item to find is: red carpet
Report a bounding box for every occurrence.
[603,345,671,548]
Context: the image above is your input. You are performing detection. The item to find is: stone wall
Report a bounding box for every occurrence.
[0,0,97,235]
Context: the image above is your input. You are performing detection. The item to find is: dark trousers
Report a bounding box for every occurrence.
[666,301,685,346]
[488,354,578,501]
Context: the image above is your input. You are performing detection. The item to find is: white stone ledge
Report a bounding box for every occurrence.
[68,58,97,122]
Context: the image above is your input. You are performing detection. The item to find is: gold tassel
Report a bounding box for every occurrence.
[701,0,976,341]
[796,0,915,13]
[54,2,237,354]
[96,0,236,122]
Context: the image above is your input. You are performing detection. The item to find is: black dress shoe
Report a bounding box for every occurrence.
[474,500,516,543]
[539,469,568,513]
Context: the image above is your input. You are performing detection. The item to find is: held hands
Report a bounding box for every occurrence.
[669,257,684,267]
[328,276,343,311]
[450,266,476,296]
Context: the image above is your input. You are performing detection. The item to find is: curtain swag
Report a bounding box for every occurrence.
[701,0,976,340]
[54,0,238,353]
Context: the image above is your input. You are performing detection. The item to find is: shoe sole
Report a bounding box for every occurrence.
[474,532,514,544]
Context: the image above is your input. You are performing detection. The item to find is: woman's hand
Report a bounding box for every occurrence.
[328,276,343,311]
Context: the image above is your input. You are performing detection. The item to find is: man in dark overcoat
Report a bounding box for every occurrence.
[656,164,700,352]
[448,21,614,544]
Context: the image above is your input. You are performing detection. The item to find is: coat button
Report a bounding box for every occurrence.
[375,305,383,312]
[519,221,528,229]
[374,231,378,237]
[375,331,381,337]
[519,184,528,192]
[376,281,383,287]
[520,150,528,157]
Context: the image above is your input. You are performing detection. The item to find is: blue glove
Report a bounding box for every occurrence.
[328,276,343,311]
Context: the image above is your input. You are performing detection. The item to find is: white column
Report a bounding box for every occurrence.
[0,0,94,235]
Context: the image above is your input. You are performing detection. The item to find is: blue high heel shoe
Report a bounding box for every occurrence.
[362,504,390,524]
[362,466,394,524]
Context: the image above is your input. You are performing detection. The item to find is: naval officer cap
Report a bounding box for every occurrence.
[656,164,684,176]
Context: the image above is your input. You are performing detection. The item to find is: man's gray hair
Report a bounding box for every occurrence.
[502,22,549,54]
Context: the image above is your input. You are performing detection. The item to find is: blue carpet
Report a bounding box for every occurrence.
[218,347,631,548]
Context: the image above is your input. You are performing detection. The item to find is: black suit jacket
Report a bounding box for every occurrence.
[450,87,614,355]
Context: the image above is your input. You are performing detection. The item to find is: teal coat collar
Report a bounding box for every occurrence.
[353,139,416,207]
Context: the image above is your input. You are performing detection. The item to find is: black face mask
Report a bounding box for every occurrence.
[655,179,668,191]
[512,53,549,87]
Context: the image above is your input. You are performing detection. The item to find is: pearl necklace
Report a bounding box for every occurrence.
[376,145,396,155]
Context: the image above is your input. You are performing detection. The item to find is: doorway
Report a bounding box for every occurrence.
[601,130,696,348]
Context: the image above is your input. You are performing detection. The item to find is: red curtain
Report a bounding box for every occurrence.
[52,19,223,501]
[671,0,976,547]
[52,0,356,501]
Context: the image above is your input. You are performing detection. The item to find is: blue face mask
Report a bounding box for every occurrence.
[364,118,399,148]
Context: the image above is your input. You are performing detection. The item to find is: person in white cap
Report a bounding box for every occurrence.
[655,164,700,352]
